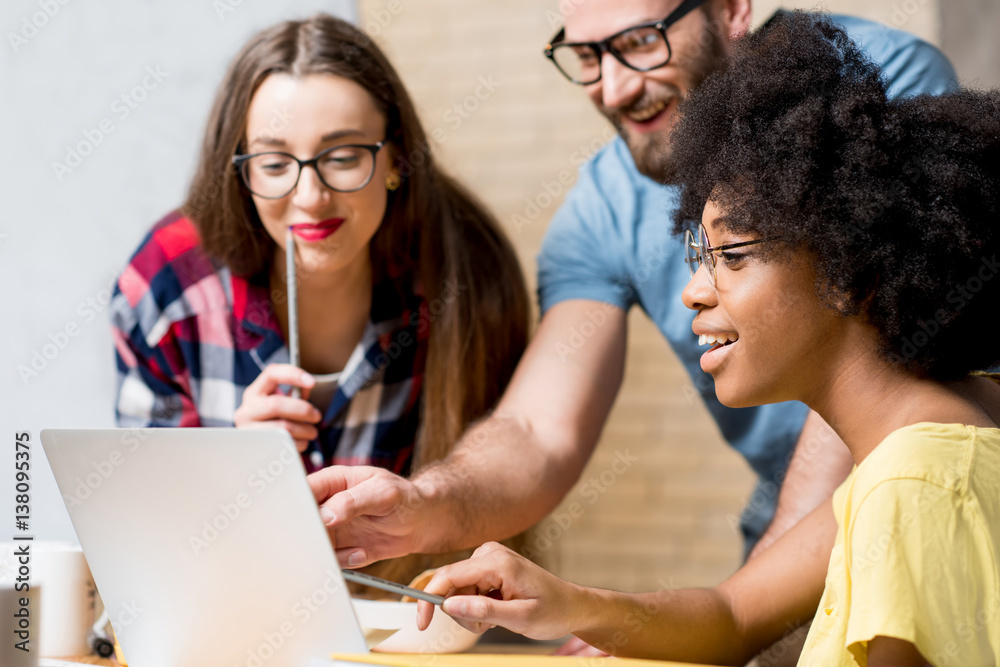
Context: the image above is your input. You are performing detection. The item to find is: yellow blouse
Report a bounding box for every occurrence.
[799,422,1000,666]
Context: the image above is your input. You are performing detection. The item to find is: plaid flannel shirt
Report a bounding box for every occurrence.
[111,212,429,475]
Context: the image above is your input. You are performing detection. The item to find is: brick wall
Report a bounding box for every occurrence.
[357,0,943,592]
[942,0,1000,89]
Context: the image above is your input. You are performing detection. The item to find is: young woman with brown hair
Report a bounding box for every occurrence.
[109,14,530,584]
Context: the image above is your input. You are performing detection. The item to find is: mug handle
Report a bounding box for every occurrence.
[88,586,115,658]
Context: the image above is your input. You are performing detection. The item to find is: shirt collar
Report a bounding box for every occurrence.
[232,264,425,417]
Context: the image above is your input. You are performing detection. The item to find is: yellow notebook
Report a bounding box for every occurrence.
[330,654,718,666]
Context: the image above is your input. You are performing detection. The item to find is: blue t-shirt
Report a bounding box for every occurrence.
[537,13,957,550]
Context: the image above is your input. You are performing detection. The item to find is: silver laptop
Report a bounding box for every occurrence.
[40,428,368,667]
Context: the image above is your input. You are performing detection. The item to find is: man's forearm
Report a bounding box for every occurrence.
[336,300,626,559]
[412,407,588,553]
[406,301,628,555]
[750,410,852,558]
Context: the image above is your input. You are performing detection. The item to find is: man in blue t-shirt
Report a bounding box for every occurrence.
[306,0,957,586]
[534,7,957,555]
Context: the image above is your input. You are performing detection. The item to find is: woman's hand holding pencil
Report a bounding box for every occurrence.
[234,364,321,451]
[233,226,319,451]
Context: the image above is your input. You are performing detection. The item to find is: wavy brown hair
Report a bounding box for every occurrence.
[182,13,531,584]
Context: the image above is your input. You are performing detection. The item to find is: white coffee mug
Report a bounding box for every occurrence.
[31,542,99,657]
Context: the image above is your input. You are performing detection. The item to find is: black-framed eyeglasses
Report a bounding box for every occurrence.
[232,141,385,199]
[685,223,776,285]
[543,0,708,85]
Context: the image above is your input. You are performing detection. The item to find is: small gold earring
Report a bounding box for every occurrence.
[385,172,401,191]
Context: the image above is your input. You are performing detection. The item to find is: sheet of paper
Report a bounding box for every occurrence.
[325,654,723,666]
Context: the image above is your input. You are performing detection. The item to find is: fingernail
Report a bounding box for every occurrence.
[319,507,336,524]
[348,551,366,567]
[301,372,314,386]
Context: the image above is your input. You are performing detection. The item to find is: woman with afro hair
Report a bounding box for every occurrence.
[407,12,1000,667]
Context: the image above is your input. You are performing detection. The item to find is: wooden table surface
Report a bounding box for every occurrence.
[66,630,560,665]
[67,644,555,665]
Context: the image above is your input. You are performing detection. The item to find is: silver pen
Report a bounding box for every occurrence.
[286,227,301,399]
[341,569,446,606]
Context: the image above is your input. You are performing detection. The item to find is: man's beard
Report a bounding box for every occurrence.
[598,19,727,184]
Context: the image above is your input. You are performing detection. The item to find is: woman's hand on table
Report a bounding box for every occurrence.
[234,363,321,451]
[415,542,590,640]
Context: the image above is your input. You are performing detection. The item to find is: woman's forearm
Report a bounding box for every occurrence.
[572,585,750,665]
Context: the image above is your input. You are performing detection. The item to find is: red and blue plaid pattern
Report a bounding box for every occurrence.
[111,212,428,476]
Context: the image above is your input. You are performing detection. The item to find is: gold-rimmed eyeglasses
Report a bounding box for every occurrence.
[684,223,776,285]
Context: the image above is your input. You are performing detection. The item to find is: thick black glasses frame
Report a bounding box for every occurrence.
[543,0,708,85]
[232,141,385,199]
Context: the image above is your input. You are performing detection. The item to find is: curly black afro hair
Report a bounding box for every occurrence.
[670,11,1000,380]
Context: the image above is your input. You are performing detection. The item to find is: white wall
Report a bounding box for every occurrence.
[2,0,355,544]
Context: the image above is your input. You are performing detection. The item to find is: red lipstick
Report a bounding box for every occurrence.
[289,218,344,242]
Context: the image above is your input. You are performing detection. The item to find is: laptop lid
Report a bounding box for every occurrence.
[40,428,368,666]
